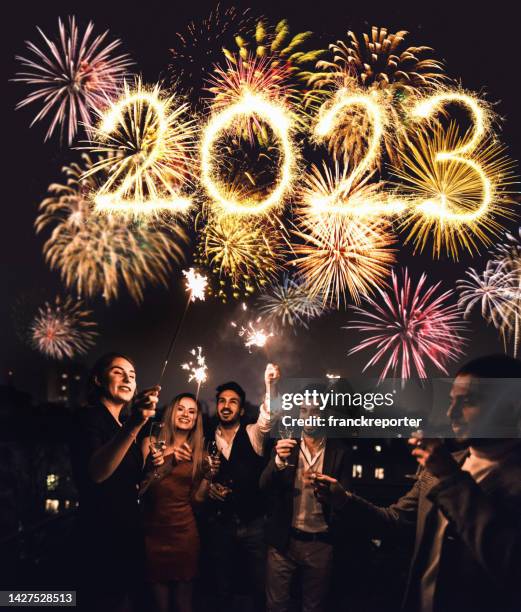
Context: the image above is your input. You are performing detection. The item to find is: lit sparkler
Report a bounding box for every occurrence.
[181,346,208,398]
[183,268,208,302]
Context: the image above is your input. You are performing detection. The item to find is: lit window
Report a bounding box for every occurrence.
[46,474,59,491]
[374,467,385,480]
[375,445,382,452]
[352,464,363,478]
[61,373,68,379]
[45,499,59,514]
[61,385,67,391]
[352,444,358,451]
[74,375,81,381]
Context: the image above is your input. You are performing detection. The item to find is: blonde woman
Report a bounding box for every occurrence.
[141,393,213,612]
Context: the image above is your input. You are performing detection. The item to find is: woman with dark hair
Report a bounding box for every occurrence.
[71,352,163,612]
[141,393,214,612]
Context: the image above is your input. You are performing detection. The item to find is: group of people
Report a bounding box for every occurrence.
[71,352,521,612]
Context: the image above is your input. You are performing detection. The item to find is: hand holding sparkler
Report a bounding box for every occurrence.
[130,386,161,427]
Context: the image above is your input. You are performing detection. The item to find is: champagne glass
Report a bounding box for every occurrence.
[277,420,295,467]
[150,422,166,479]
[207,439,221,482]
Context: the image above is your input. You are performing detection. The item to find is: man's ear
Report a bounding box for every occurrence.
[240,406,245,417]
[94,375,102,388]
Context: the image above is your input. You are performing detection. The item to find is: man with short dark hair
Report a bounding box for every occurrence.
[315,354,521,612]
[204,363,280,612]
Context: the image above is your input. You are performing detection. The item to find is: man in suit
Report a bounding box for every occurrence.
[315,354,521,612]
[260,397,353,612]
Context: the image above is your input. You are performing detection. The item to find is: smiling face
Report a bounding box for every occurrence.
[173,396,198,432]
[216,389,243,425]
[96,356,136,405]
[447,374,483,442]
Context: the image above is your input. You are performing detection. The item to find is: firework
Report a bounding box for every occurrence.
[256,274,324,330]
[392,122,517,259]
[222,17,325,82]
[168,5,254,95]
[35,155,187,303]
[205,55,298,143]
[196,211,282,301]
[457,260,519,331]
[13,16,132,145]
[303,27,446,167]
[290,210,397,309]
[181,346,208,386]
[30,296,98,360]
[492,228,521,356]
[232,319,274,351]
[84,79,198,215]
[346,269,466,381]
[200,88,297,216]
[183,268,208,301]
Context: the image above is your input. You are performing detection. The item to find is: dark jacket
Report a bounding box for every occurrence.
[343,448,521,612]
[259,438,352,552]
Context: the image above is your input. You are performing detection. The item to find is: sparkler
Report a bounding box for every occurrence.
[35,154,187,304]
[30,296,98,360]
[345,268,466,381]
[290,211,397,309]
[13,16,133,145]
[231,318,275,354]
[392,122,517,259]
[84,79,197,216]
[158,269,208,385]
[256,274,324,331]
[181,346,208,399]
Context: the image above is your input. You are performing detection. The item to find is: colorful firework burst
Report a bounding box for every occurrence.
[346,268,466,381]
[30,296,98,360]
[35,154,188,304]
[492,228,521,356]
[194,211,283,301]
[13,16,132,145]
[457,260,520,331]
[223,17,324,82]
[256,274,324,331]
[84,79,198,215]
[168,4,254,95]
[303,27,446,167]
[205,55,298,143]
[290,210,397,309]
[392,123,518,259]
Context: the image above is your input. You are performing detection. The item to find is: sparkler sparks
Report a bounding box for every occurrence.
[256,274,324,330]
[84,79,197,215]
[200,89,297,216]
[181,346,208,386]
[392,122,517,259]
[346,269,466,381]
[290,211,397,309]
[35,154,187,304]
[183,268,208,302]
[231,318,274,351]
[30,296,98,360]
[13,16,132,145]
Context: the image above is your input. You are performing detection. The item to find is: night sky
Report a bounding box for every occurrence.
[3,0,520,406]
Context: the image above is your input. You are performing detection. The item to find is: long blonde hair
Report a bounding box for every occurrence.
[161,393,204,481]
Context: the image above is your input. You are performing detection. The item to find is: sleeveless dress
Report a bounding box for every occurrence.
[143,455,200,582]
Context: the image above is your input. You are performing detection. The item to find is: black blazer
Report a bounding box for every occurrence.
[259,438,352,553]
[344,448,521,612]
